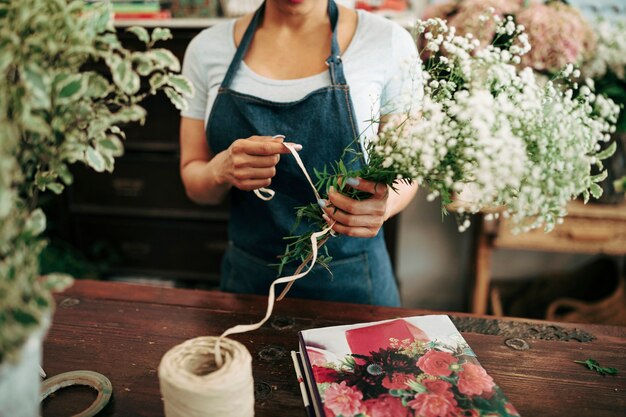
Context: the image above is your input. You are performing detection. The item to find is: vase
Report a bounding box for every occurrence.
[0,315,50,417]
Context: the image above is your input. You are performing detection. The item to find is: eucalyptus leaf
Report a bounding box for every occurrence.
[45,182,64,195]
[590,182,603,199]
[596,142,616,160]
[151,27,172,43]
[164,87,187,111]
[41,273,74,292]
[590,170,608,183]
[150,73,168,93]
[85,72,112,98]
[148,48,180,72]
[23,65,50,109]
[56,74,87,104]
[85,146,106,172]
[167,74,194,97]
[25,208,46,236]
[127,26,149,44]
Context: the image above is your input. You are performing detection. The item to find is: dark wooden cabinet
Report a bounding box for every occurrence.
[59,25,228,287]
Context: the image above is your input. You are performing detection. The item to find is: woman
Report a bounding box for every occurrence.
[180,0,422,307]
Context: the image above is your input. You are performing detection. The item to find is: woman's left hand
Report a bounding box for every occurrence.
[319,178,390,238]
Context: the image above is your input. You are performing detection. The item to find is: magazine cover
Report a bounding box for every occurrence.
[298,315,520,417]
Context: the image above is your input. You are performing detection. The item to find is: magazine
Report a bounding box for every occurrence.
[294,315,520,417]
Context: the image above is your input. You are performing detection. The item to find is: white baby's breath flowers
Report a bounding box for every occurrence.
[582,17,626,81]
[367,14,618,233]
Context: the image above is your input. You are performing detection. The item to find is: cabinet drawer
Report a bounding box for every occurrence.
[495,215,626,255]
[121,92,181,149]
[72,215,228,283]
[69,153,228,218]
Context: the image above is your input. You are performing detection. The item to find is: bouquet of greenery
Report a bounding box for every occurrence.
[278,10,618,274]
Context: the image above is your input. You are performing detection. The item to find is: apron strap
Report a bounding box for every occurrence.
[220,0,348,89]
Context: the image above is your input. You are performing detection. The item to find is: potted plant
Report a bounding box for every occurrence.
[0,0,192,414]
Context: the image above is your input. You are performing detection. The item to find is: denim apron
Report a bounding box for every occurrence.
[206,0,400,306]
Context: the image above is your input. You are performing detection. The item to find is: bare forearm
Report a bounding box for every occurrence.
[181,152,231,205]
[385,181,418,220]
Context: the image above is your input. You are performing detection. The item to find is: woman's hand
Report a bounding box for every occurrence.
[220,135,296,191]
[319,178,390,238]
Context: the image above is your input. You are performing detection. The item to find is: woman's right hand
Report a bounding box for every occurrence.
[220,135,296,191]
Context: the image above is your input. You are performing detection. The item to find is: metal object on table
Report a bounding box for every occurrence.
[41,370,112,417]
[505,338,530,351]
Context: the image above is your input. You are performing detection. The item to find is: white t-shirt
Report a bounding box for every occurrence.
[181,10,423,145]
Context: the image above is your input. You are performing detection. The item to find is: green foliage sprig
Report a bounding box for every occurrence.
[574,359,618,376]
[0,0,192,363]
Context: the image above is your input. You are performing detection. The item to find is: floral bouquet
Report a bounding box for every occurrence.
[311,337,519,417]
[423,0,596,74]
[277,10,618,273]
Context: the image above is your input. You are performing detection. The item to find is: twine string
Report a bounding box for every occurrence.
[215,137,335,366]
[159,336,254,417]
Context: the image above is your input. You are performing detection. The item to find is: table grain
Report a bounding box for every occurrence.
[42,280,626,417]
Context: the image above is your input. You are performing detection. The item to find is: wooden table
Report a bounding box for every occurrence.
[42,280,626,417]
[470,200,626,315]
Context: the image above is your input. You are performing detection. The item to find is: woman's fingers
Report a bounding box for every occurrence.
[321,212,380,238]
[320,182,389,238]
[227,135,301,191]
[326,185,387,217]
[342,177,388,199]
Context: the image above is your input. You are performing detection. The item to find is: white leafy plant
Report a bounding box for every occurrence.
[0,0,193,363]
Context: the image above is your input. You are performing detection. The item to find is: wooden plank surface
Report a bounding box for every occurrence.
[42,280,626,417]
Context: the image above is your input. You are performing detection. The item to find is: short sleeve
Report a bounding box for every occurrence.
[180,36,208,120]
[380,26,424,116]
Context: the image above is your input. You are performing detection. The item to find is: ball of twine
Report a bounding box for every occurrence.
[158,336,254,417]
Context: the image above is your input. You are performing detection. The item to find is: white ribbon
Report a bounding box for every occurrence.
[215,136,335,366]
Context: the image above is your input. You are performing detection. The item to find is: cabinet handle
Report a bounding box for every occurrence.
[113,178,144,197]
[120,242,151,258]
[203,241,228,252]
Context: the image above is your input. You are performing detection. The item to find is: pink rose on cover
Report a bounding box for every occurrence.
[457,362,495,396]
[423,379,455,400]
[323,381,363,417]
[362,394,411,417]
[312,365,339,383]
[407,391,458,417]
[382,372,415,390]
[417,350,458,377]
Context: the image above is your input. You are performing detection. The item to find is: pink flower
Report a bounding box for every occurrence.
[417,350,458,377]
[323,381,363,417]
[382,372,415,390]
[516,2,595,73]
[448,0,525,47]
[312,365,339,383]
[457,363,495,397]
[407,391,458,417]
[362,394,411,417]
[423,379,455,400]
